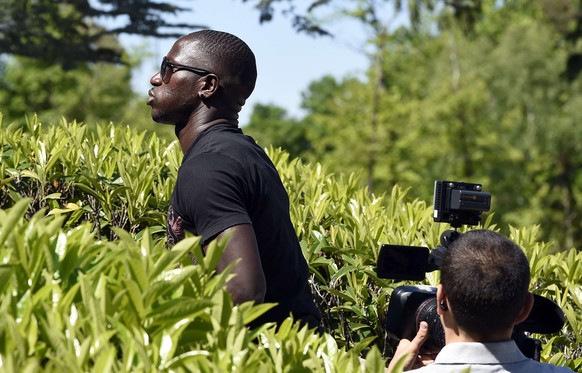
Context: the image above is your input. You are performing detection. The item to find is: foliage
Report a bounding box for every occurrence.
[0,0,206,66]
[2,0,581,251]
[0,199,380,371]
[0,115,178,240]
[0,57,138,126]
[244,0,440,36]
[248,0,582,250]
[0,0,180,136]
[1,118,580,371]
[244,103,312,159]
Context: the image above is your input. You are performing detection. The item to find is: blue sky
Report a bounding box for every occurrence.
[122,0,373,125]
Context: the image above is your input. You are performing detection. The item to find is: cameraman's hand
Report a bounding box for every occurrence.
[387,321,430,372]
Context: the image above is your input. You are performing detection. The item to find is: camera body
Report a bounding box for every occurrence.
[378,180,564,360]
[385,285,445,353]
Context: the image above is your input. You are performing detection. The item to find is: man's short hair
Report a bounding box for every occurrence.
[441,229,530,336]
[188,29,257,101]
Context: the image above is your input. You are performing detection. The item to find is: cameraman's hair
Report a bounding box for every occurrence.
[441,230,530,336]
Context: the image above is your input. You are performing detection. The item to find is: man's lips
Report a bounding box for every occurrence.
[147,89,154,106]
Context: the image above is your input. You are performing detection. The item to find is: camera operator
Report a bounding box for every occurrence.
[387,229,574,372]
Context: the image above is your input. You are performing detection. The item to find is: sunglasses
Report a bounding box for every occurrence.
[160,56,214,84]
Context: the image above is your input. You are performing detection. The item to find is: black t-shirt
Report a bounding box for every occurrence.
[167,123,321,328]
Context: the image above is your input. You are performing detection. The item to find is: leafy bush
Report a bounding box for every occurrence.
[1,115,580,371]
[0,115,178,238]
[0,199,382,371]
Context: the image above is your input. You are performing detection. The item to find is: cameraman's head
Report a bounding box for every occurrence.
[437,229,534,342]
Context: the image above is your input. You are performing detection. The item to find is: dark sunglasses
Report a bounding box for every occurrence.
[160,56,214,84]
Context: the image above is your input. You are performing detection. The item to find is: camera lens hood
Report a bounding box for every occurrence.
[518,294,565,334]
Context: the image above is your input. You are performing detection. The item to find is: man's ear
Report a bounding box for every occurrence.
[436,284,447,315]
[515,292,534,324]
[199,74,220,99]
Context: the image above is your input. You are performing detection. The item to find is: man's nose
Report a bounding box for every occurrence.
[150,72,162,86]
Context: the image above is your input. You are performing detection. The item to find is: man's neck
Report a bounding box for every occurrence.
[445,328,512,345]
[176,117,238,153]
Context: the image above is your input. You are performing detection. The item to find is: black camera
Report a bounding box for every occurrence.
[377,181,490,281]
[383,285,565,360]
[433,180,491,228]
[377,180,565,360]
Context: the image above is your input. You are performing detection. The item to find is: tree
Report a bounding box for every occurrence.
[0,0,185,135]
[286,0,582,250]
[297,74,403,191]
[244,103,311,159]
[0,56,135,125]
[0,0,206,67]
[247,0,438,35]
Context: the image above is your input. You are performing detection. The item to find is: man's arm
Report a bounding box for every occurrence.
[209,224,266,305]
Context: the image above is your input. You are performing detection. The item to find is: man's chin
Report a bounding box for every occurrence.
[154,119,174,126]
[150,112,173,126]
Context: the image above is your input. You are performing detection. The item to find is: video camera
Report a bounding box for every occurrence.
[377,180,565,360]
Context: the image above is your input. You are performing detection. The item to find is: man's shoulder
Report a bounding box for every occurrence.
[185,125,264,163]
[530,361,576,373]
[407,361,574,373]
[195,123,255,149]
[406,341,575,373]
[406,364,469,372]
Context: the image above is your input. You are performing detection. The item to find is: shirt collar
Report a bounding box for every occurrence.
[434,341,529,365]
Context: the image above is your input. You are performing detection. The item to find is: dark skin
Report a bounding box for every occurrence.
[147,34,266,305]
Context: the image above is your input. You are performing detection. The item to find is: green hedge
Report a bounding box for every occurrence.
[1,115,580,371]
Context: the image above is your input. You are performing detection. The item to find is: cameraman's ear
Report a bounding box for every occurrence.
[515,292,534,324]
[436,284,448,314]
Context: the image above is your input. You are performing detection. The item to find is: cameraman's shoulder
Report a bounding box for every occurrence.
[403,366,462,373]
[551,365,576,373]
[536,361,576,373]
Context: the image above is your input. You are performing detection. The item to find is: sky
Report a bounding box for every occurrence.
[121,0,373,125]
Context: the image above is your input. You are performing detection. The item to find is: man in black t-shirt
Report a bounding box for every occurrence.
[147,29,321,329]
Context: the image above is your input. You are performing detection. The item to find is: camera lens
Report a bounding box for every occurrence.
[415,298,446,352]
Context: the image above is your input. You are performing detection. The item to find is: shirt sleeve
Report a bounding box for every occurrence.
[173,152,252,245]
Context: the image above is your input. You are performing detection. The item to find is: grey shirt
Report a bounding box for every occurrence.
[409,340,574,373]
